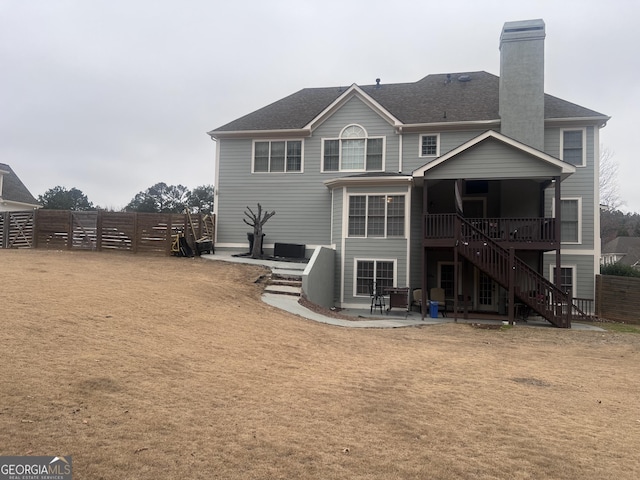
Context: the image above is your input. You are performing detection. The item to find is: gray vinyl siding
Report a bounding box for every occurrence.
[216,138,333,249]
[544,126,597,250]
[425,139,562,180]
[332,187,344,302]
[216,96,399,249]
[543,253,595,299]
[314,96,399,172]
[402,130,482,173]
[342,238,408,305]
[338,184,410,306]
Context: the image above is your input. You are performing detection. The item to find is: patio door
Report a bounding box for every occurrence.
[462,198,486,218]
[476,271,498,312]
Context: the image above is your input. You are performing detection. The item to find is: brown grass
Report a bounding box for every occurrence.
[1,249,640,479]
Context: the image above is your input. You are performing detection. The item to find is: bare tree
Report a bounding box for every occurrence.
[243,203,276,259]
[599,146,623,211]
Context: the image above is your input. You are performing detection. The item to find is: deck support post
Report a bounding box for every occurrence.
[508,247,515,325]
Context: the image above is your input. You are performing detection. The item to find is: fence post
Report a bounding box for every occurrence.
[67,211,73,250]
[96,211,103,251]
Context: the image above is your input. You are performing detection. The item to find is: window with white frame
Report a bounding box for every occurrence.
[561,129,585,166]
[348,195,405,237]
[323,125,384,172]
[355,259,395,296]
[551,266,575,297]
[420,134,439,157]
[560,198,580,243]
[253,140,302,173]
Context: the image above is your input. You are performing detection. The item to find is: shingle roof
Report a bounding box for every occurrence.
[0,163,39,206]
[602,236,640,255]
[210,71,607,133]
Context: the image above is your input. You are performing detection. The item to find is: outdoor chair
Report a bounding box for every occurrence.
[429,287,447,317]
[411,288,423,313]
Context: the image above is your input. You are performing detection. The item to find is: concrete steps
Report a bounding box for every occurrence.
[265,268,303,297]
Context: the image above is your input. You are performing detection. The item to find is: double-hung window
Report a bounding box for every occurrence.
[355,260,395,296]
[253,140,302,173]
[348,195,405,237]
[559,198,581,244]
[561,129,586,167]
[420,134,440,157]
[323,125,384,172]
[551,266,575,297]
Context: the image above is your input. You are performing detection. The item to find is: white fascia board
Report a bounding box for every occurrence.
[305,84,402,132]
[412,130,577,178]
[207,128,311,140]
[545,116,611,128]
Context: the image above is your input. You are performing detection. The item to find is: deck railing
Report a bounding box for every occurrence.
[425,214,556,244]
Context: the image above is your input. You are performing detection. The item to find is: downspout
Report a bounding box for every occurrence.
[398,126,403,173]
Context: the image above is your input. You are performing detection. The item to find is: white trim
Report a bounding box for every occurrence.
[398,131,403,173]
[553,196,583,245]
[352,258,398,298]
[251,139,305,174]
[412,130,576,178]
[419,133,440,158]
[207,128,311,140]
[324,175,413,189]
[213,139,220,244]
[305,84,402,132]
[593,127,602,293]
[346,193,407,239]
[340,187,348,305]
[549,264,577,298]
[405,185,411,288]
[559,127,587,168]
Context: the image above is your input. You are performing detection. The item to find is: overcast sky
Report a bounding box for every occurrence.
[2,0,639,211]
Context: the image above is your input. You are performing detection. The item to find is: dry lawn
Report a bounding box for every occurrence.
[1,249,639,479]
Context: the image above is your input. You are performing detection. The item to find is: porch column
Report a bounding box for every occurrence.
[554,175,562,287]
[421,175,428,319]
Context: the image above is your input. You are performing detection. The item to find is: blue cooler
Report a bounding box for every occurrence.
[429,301,439,318]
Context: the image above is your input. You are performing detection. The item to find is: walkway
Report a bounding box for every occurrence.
[202,252,604,331]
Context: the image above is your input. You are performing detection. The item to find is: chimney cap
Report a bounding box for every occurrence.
[500,19,545,45]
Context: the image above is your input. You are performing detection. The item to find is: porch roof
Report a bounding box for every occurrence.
[323,172,413,189]
[412,130,576,184]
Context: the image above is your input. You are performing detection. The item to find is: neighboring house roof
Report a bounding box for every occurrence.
[209,71,608,134]
[602,236,640,266]
[0,163,40,207]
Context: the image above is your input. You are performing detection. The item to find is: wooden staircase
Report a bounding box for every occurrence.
[454,215,571,328]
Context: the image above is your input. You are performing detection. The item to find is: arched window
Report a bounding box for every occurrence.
[323,125,384,172]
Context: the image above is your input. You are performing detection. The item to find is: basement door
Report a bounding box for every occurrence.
[476,271,498,312]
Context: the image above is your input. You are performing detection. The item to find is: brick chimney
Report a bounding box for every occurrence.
[499,19,546,150]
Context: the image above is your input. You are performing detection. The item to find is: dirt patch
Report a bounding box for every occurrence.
[1,249,640,479]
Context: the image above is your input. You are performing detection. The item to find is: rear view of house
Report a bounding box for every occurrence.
[208,19,608,327]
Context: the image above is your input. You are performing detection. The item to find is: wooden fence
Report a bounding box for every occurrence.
[0,210,215,256]
[595,274,640,324]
